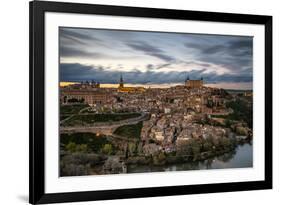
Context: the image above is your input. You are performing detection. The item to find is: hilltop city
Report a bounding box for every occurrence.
[59,76,253,176]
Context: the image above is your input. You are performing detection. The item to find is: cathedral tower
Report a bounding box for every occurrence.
[119,74,124,88]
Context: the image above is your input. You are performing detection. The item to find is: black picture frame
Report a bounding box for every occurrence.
[29,1,272,204]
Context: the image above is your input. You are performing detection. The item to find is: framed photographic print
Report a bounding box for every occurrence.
[29,0,272,204]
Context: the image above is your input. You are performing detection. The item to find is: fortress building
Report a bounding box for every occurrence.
[185,76,203,88]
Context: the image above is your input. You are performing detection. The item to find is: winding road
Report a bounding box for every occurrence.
[60,112,149,137]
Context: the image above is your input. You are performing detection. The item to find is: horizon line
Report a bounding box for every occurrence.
[60,82,253,90]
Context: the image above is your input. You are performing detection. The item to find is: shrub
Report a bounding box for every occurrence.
[202,141,212,152]
[65,142,88,153]
[60,153,107,176]
[66,142,77,153]
[76,144,88,153]
[190,140,201,160]
[102,144,113,155]
[128,142,136,156]
[158,152,166,162]
[61,133,110,153]
[61,163,91,176]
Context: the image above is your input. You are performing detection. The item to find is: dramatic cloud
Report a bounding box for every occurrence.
[60,29,102,45]
[184,37,253,73]
[60,46,105,58]
[60,63,252,84]
[126,41,175,62]
[59,27,253,88]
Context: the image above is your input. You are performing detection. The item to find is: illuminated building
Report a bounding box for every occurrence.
[117,75,145,93]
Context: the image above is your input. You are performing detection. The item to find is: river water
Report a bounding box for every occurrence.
[127,143,253,173]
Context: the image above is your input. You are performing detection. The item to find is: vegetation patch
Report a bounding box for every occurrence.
[114,122,143,139]
[225,99,253,128]
[176,137,237,161]
[60,132,112,153]
[60,104,89,115]
[60,153,107,176]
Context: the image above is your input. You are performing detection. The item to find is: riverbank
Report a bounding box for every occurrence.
[60,140,252,176]
[125,140,251,167]
[127,142,253,173]
[59,130,252,176]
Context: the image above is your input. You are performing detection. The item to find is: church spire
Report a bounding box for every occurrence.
[120,74,123,83]
[119,74,124,88]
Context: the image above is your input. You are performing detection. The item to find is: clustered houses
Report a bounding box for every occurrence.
[60,76,250,154]
[140,111,230,153]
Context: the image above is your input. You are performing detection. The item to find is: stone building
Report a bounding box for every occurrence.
[185,76,203,88]
[60,89,112,105]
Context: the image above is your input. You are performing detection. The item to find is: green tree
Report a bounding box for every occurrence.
[102,144,113,155]
[65,142,89,153]
[128,142,136,156]
[66,142,77,153]
[220,137,233,149]
[76,144,88,153]
[190,139,201,160]
[202,141,212,152]
[137,142,143,155]
[158,152,166,162]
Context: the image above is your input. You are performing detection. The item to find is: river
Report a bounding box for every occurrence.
[127,142,253,173]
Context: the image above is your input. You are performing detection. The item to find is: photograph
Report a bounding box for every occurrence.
[28,1,273,203]
[59,27,253,176]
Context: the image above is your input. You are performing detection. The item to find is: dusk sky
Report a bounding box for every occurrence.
[59,27,253,89]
